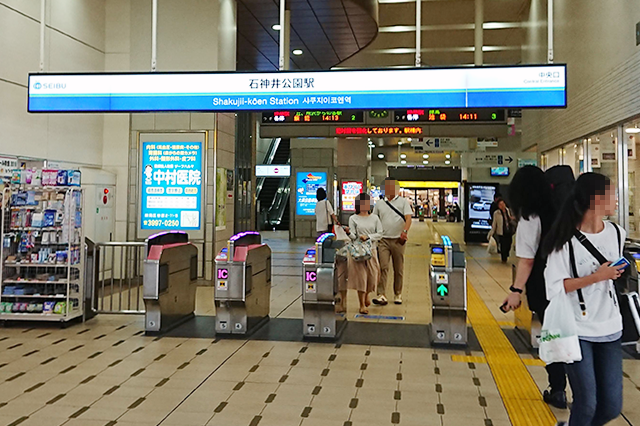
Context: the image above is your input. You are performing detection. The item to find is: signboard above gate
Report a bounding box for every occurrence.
[28,65,567,113]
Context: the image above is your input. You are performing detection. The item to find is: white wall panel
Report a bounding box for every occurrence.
[0,6,40,85]
[49,0,105,52]
[0,83,48,157]
[0,0,40,20]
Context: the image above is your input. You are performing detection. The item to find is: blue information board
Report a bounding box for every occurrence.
[296,172,327,216]
[141,141,203,230]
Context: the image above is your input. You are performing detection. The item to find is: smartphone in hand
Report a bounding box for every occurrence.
[499,302,509,313]
[611,257,630,270]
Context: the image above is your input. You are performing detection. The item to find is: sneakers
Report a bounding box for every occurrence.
[543,389,568,410]
[394,294,402,304]
[372,295,388,305]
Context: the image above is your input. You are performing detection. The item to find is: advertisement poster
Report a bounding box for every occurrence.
[216,168,226,229]
[296,172,327,216]
[341,181,363,212]
[141,141,203,230]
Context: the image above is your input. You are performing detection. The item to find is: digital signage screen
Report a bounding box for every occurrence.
[140,141,203,231]
[262,110,364,124]
[394,108,506,123]
[341,181,363,212]
[467,184,496,230]
[490,167,510,177]
[28,65,567,113]
[296,172,327,216]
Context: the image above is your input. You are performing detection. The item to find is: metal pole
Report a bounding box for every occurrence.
[279,1,290,71]
[547,0,554,63]
[583,139,592,173]
[415,0,421,67]
[474,0,483,66]
[39,0,46,72]
[151,0,158,71]
[617,125,629,229]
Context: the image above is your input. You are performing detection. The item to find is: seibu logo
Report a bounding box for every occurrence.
[33,82,66,90]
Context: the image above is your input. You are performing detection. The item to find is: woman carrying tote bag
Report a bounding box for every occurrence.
[344,193,382,314]
[543,173,626,426]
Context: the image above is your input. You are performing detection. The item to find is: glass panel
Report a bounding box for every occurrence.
[591,130,619,224]
[626,120,640,238]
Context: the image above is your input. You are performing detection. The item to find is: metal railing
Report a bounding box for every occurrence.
[93,242,146,314]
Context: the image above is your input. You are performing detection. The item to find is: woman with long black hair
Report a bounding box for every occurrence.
[503,166,567,408]
[544,173,625,426]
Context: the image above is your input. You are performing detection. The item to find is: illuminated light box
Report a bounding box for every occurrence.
[341,181,363,212]
[334,126,424,136]
[28,65,567,113]
[296,172,327,216]
[256,165,291,177]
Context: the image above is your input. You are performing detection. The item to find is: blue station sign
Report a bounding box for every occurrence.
[28,65,566,113]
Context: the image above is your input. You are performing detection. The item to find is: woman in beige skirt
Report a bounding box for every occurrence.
[343,193,383,314]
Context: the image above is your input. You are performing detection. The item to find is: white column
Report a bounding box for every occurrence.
[617,125,629,229]
[474,0,483,66]
[415,0,421,67]
[547,0,554,63]
[279,0,290,71]
[39,0,46,72]
[151,0,158,71]
[583,139,592,172]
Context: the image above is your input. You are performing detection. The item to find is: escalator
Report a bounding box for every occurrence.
[257,138,291,230]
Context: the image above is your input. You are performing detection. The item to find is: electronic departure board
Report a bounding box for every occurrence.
[394,108,506,123]
[262,110,364,124]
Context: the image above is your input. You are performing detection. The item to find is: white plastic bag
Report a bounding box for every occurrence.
[539,290,582,364]
[333,225,350,242]
[487,237,498,255]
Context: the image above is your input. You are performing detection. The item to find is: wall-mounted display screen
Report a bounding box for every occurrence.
[341,181,363,212]
[255,165,291,177]
[28,65,567,113]
[394,108,506,123]
[140,141,203,231]
[296,172,327,216]
[490,167,510,177]
[464,183,499,243]
[262,110,364,124]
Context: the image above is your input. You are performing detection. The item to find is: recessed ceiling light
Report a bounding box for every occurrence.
[292,49,303,56]
[423,160,429,164]
[400,154,407,159]
[407,138,412,142]
[377,153,385,159]
[398,141,403,145]
[272,24,281,30]
[422,154,429,159]
[445,160,451,165]
[625,127,640,134]
[445,154,451,159]
[401,160,407,164]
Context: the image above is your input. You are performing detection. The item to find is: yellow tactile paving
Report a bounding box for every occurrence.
[451,354,547,368]
[468,282,557,425]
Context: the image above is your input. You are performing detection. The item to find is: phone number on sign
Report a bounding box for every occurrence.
[143,219,180,228]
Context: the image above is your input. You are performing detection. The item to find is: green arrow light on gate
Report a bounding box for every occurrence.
[436,284,449,297]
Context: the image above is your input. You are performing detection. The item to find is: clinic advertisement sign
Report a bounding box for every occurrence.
[28,65,567,112]
[296,172,327,216]
[341,181,363,212]
[141,142,203,230]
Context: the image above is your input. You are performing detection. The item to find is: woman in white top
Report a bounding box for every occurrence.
[314,187,340,237]
[344,193,383,314]
[544,173,625,426]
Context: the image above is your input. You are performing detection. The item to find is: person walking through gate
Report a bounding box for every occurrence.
[544,173,625,426]
[314,187,340,238]
[502,166,568,409]
[490,199,516,263]
[372,178,413,305]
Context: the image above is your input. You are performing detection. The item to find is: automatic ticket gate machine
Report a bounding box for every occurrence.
[301,233,346,339]
[143,240,198,334]
[214,231,271,335]
[430,236,468,345]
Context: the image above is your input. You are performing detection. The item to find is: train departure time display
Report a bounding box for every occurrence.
[262,110,364,124]
[394,108,506,123]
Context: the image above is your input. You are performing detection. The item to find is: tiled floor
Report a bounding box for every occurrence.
[0,220,638,426]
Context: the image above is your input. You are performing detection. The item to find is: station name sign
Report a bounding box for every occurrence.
[28,65,567,113]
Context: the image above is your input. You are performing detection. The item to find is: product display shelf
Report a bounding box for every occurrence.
[0,186,84,322]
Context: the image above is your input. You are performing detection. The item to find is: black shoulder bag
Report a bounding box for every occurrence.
[568,223,640,343]
[385,199,408,245]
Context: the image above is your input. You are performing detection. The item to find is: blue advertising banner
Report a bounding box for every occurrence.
[296,172,327,216]
[27,65,567,113]
[141,141,203,230]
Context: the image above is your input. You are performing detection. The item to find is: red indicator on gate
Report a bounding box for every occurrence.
[306,271,317,282]
[218,269,229,279]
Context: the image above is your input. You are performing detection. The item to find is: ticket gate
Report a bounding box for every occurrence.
[214,232,271,335]
[143,242,198,334]
[430,236,468,345]
[301,233,347,339]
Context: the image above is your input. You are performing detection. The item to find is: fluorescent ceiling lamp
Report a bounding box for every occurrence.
[377,153,385,159]
[401,160,407,164]
[407,138,412,142]
[625,127,640,134]
[292,49,303,56]
[378,22,520,33]
[423,154,429,159]
[272,24,281,31]
[400,154,407,159]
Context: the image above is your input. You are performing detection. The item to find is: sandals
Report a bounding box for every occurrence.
[359,307,369,315]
